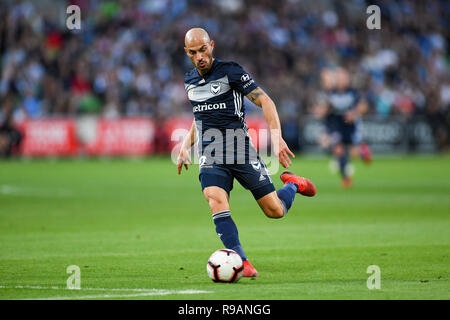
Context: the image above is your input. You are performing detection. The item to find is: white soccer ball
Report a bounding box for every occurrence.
[206,249,244,283]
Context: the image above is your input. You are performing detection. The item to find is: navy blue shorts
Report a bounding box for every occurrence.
[199,156,275,200]
[325,114,362,145]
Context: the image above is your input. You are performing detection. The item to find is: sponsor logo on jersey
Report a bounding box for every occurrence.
[193,102,227,113]
[199,155,207,167]
[243,79,255,89]
[241,73,255,89]
[241,74,250,82]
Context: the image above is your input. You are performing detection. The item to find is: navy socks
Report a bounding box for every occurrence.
[338,152,349,178]
[212,210,247,261]
[212,183,298,260]
[276,182,297,215]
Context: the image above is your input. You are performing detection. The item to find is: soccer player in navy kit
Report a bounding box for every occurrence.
[315,67,371,188]
[177,28,316,277]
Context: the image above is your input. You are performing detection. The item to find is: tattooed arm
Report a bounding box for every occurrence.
[246,87,279,129]
[246,87,294,168]
[246,87,266,106]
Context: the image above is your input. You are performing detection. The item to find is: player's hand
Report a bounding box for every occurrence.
[272,134,295,169]
[177,147,192,175]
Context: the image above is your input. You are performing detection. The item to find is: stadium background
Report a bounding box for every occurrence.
[0,0,449,301]
[0,0,448,157]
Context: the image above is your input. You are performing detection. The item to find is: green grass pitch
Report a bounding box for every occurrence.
[0,155,449,300]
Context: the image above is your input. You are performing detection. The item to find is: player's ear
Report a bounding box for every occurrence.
[210,40,214,51]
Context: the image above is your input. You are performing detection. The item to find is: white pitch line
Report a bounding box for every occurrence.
[0,185,72,198]
[0,285,212,300]
[32,290,212,300]
[1,285,179,292]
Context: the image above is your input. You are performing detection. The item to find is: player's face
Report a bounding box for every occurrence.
[185,41,214,74]
[336,69,350,90]
[321,69,336,90]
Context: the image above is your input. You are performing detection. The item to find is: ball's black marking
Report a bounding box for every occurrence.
[208,260,222,282]
[219,249,234,256]
[230,264,244,283]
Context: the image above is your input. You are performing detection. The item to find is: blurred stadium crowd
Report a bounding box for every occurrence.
[0,0,449,156]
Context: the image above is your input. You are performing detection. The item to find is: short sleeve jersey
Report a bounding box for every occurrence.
[325,88,361,115]
[184,59,259,161]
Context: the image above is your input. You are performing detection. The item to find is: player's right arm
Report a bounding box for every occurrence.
[313,93,329,119]
[177,120,195,175]
[344,95,368,123]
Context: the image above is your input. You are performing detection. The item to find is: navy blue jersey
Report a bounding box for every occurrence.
[184,58,259,164]
[319,88,363,145]
[323,88,361,115]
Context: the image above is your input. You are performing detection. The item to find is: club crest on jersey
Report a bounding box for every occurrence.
[251,160,261,171]
[210,82,221,95]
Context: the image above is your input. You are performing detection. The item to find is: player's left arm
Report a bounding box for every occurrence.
[246,87,295,168]
[345,95,368,123]
[356,99,368,115]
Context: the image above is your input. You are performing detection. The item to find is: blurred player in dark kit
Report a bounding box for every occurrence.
[314,67,371,188]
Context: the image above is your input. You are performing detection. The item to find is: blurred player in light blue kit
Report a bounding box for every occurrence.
[314,67,372,188]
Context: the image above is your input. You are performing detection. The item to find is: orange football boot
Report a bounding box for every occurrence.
[341,176,353,188]
[280,171,316,197]
[359,142,372,164]
[242,260,259,278]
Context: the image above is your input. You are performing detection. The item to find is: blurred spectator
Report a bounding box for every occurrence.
[0,0,448,150]
[0,94,22,157]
